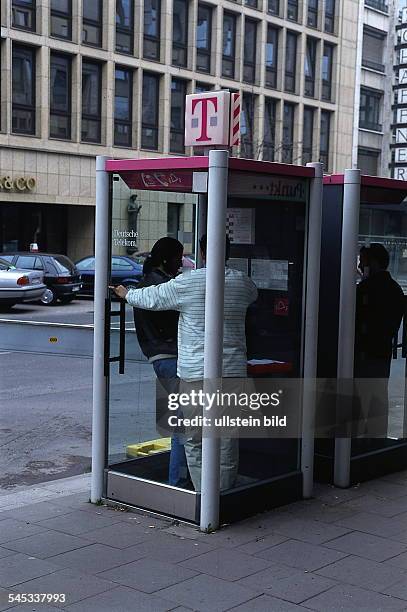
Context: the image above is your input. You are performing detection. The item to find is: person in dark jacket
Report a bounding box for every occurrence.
[354,243,405,436]
[133,237,189,487]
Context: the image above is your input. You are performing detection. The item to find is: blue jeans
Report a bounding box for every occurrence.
[152,358,189,487]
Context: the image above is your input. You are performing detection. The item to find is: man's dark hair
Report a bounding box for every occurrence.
[368,243,390,270]
[199,234,231,262]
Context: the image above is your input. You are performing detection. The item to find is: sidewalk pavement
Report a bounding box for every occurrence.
[1,472,407,611]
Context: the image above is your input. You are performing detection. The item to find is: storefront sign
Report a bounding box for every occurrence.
[185,91,231,147]
[128,171,193,192]
[0,175,36,191]
[393,7,407,180]
[228,173,307,201]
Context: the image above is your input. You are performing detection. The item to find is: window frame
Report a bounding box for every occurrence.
[82,0,103,48]
[241,93,255,159]
[115,0,134,55]
[222,12,237,79]
[282,102,295,163]
[324,0,335,33]
[304,37,317,98]
[265,25,279,89]
[307,0,318,28]
[285,31,297,93]
[12,44,36,136]
[320,109,331,171]
[141,71,160,150]
[81,60,102,143]
[114,66,133,148]
[50,0,72,40]
[322,42,333,101]
[302,106,314,164]
[196,3,212,74]
[263,97,277,161]
[287,0,298,21]
[172,0,189,68]
[268,0,279,16]
[170,78,187,154]
[359,87,382,132]
[362,27,385,73]
[243,18,257,84]
[143,0,161,61]
[12,0,36,32]
[50,52,72,140]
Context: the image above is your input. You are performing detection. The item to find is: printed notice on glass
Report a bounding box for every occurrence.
[251,259,289,290]
[226,208,255,244]
[228,258,249,274]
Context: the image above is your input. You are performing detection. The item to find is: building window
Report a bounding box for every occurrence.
[12,0,36,31]
[320,110,331,171]
[268,0,279,15]
[265,26,278,89]
[195,82,211,93]
[50,54,71,140]
[143,0,161,61]
[307,0,318,27]
[170,79,186,154]
[322,43,333,101]
[12,45,36,135]
[362,27,385,73]
[282,103,294,163]
[304,38,317,97]
[287,0,298,21]
[172,0,188,67]
[285,32,297,93]
[196,4,212,73]
[365,0,388,13]
[114,67,132,147]
[50,0,72,40]
[359,88,382,132]
[357,148,380,176]
[222,13,236,78]
[81,61,102,143]
[302,106,314,164]
[324,0,335,32]
[141,72,159,150]
[243,19,257,83]
[241,93,254,159]
[263,98,277,161]
[82,0,103,47]
[245,0,258,7]
[116,0,134,54]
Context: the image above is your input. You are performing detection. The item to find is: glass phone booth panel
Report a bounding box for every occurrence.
[103,159,314,524]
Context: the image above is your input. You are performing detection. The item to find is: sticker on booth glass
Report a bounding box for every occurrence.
[228,258,249,274]
[274,297,289,316]
[226,208,255,244]
[251,259,289,291]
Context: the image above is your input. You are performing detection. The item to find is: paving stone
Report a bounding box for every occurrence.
[2,530,91,560]
[13,568,115,606]
[341,494,407,518]
[303,584,406,611]
[179,548,272,581]
[382,576,407,600]
[323,531,407,562]
[334,511,407,538]
[97,558,198,594]
[112,532,215,563]
[384,550,407,570]
[47,542,147,574]
[201,525,274,549]
[4,606,61,611]
[313,484,365,505]
[227,594,307,611]
[64,585,179,612]
[240,564,336,604]
[0,502,74,524]
[0,519,47,545]
[283,499,356,524]
[80,522,154,549]
[0,587,16,611]
[157,574,261,612]
[360,480,407,499]
[35,510,123,535]
[0,553,60,588]
[315,554,407,592]
[253,517,351,545]
[0,547,17,560]
[236,533,289,555]
[255,539,348,571]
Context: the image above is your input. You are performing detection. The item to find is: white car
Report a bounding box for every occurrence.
[0,257,46,310]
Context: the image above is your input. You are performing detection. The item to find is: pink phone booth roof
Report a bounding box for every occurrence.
[324,174,407,206]
[105,156,315,192]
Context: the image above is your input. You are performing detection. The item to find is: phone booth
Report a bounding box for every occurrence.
[316,171,407,487]
[91,154,323,527]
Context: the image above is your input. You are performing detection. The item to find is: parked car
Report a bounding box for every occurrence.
[134,252,196,272]
[75,255,143,295]
[0,257,46,310]
[0,253,81,305]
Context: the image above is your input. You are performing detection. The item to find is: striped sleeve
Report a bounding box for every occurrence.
[125,276,183,311]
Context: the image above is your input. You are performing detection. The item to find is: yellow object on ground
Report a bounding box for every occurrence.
[126,437,171,458]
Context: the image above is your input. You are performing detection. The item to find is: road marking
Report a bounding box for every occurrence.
[0,351,13,355]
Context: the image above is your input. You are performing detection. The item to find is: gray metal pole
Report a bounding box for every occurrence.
[302,162,323,498]
[91,156,110,503]
[334,168,361,488]
[200,150,229,532]
[196,194,208,269]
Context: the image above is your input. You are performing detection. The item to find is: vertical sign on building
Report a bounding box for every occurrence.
[394,7,407,180]
[184,90,241,149]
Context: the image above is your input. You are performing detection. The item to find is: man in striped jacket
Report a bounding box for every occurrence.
[113,235,258,491]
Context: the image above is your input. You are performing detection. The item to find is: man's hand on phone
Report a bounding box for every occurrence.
[110,285,128,299]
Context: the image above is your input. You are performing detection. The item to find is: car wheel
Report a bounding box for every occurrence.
[40,288,57,305]
[59,295,75,304]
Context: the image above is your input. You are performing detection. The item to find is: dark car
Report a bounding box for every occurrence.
[75,255,143,295]
[0,252,82,305]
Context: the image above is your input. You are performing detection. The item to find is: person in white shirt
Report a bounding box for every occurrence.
[112,235,258,491]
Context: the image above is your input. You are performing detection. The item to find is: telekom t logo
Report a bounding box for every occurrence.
[185,90,231,147]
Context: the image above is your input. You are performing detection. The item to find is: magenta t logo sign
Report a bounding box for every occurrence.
[185,91,231,147]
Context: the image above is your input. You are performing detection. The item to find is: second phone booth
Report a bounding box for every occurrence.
[316,171,407,487]
[92,155,322,525]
